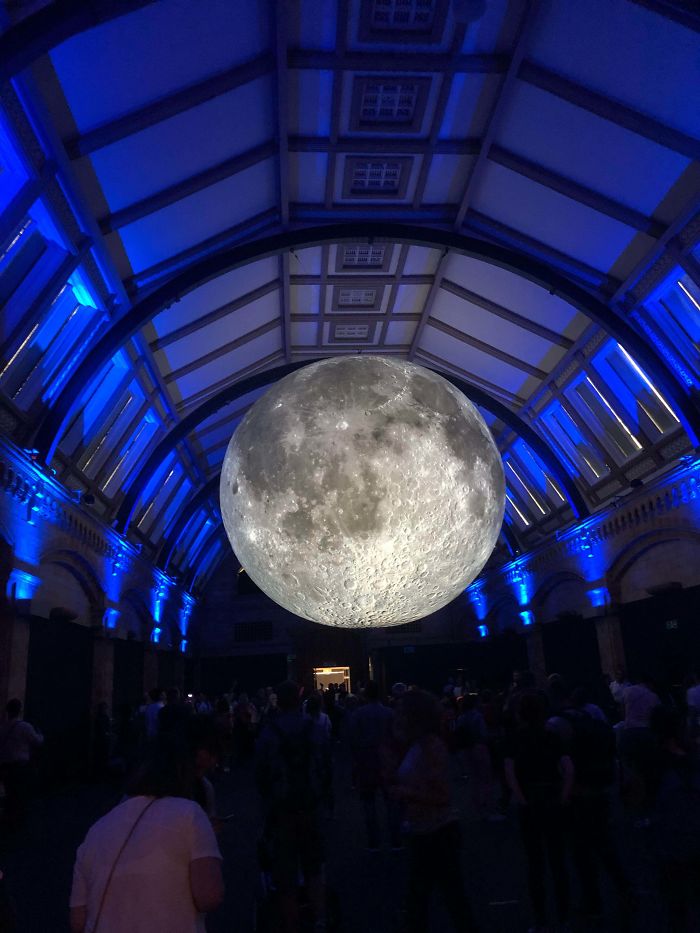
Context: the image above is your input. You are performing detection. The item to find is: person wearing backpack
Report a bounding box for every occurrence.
[551,687,631,925]
[255,681,331,933]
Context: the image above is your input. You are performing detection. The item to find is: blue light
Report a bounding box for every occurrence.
[466,582,487,620]
[104,608,120,630]
[151,627,162,644]
[8,569,41,601]
[519,610,534,626]
[478,624,489,639]
[180,638,188,653]
[587,587,609,609]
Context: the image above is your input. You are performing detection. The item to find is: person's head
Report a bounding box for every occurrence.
[514,670,535,690]
[276,680,301,712]
[6,699,21,720]
[364,681,380,703]
[391,682,407,700]
[186,715,222,776]
[126,734,196,799]
[305,694,322,718]
[395,690,441,744]
[517,692,549,728]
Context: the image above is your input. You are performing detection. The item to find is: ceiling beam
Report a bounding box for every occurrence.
[440,278,574,349]
[149,280,280,352]
[488,146,667,238]
[288,49,509,73]
[624,0,700,34]
[290,135,481,155]
[158,475,219,569]
[0,0,159,84]
[33,221,700,463]
[290,204,455,224]
[0,167,52,249]
[98,140,276,233]
[455,0,540,229]
[427,316,548,379]
[163,319,280,384]
[408,249,450,360]
[519,61,700,161]
[114,357,589,533]
[323,0,349,210]
[273,0,291,362]
[125,208,279,295]
[64,53,273,158]
[416,348,529,407]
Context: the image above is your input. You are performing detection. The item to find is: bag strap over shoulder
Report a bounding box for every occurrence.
[92,797,157,931]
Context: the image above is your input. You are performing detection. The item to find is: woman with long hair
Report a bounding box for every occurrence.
[69,735,223,933]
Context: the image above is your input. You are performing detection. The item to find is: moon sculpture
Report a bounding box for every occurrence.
[220,356,505,628]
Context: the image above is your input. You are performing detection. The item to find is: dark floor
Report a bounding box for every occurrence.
[1,746,667,933]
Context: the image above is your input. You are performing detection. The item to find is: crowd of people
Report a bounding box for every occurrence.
[1,667,700,932]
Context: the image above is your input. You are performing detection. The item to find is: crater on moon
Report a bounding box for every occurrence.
[220,356,505,628]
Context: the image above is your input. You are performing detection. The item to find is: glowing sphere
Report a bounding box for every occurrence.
[220,356,505,628]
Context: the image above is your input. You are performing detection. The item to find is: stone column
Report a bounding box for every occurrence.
[595,613,626,679]
[525,623,547,687]
[0,561,37,708]
[143,644,159,695]
[91,629,114,712]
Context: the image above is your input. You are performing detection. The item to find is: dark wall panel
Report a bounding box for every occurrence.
[113,638,144,710]
[620,584,700,685]
[24,615,93,780]
[199,654,288,696]
[541,615,600,689]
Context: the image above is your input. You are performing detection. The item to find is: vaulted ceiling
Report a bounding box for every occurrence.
[0,0,699,593]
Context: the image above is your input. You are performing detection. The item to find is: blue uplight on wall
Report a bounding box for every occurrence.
[8,569,41,601]
[519,609,534,626]
[478,624,489,638]
[151,626,162,644]
[180,638,188,653]
[466,581,487,621]
[587,587,609,609]
[104,607,120,630]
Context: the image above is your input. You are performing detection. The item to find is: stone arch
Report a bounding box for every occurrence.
[121,589,154,641]
[532,571,589,622]
[607,528,700,604]
[34,548,104,625]
[486,593,520,634]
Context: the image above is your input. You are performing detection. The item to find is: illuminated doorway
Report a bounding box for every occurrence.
[314,666,351,692]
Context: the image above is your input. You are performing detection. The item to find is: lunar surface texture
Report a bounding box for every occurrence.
[220,356,505,628]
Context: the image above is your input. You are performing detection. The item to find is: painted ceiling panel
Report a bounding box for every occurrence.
[118,159,277,272]
[291,284,321,315]
[290,152,329,202]
[338,71,441,138]
[422,155,472,203]
[430,289,565,367]
[288,69,334,136]
[496,82,690,216]
[194,389,268,437]
[530,0,700,137]
[393,283,430,314]
[156,292,281,373]
[439,73,496,139]
[334,154,422,203]
[49,0,269,130]
[89,79,274,212]
[290,247,324,276]
[444,254,581,332]
[289,0,338,50]
[420,325,534,394]
[291,322,319,346]
[149,258,279,340]
[385,320,417,346]
[403,246,441,276]
[172,328,283,401]
[460,0,512,52]
[472,162,639,271]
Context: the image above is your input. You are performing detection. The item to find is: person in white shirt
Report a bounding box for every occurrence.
[70,735,223,933]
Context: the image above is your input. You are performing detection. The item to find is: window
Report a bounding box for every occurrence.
[338,244,391,270]
[567,376,643,462]
[338,287,377,306]
[331,284,384,312]
[504,459,548,518]
[541,400,609,484]
[510,438,567,508]
[343,157,411,198]
[644,274,700,385]
[358,0,447,41]
[332,322,371,340]
[592,341,679,438]
[350,77,430,132]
